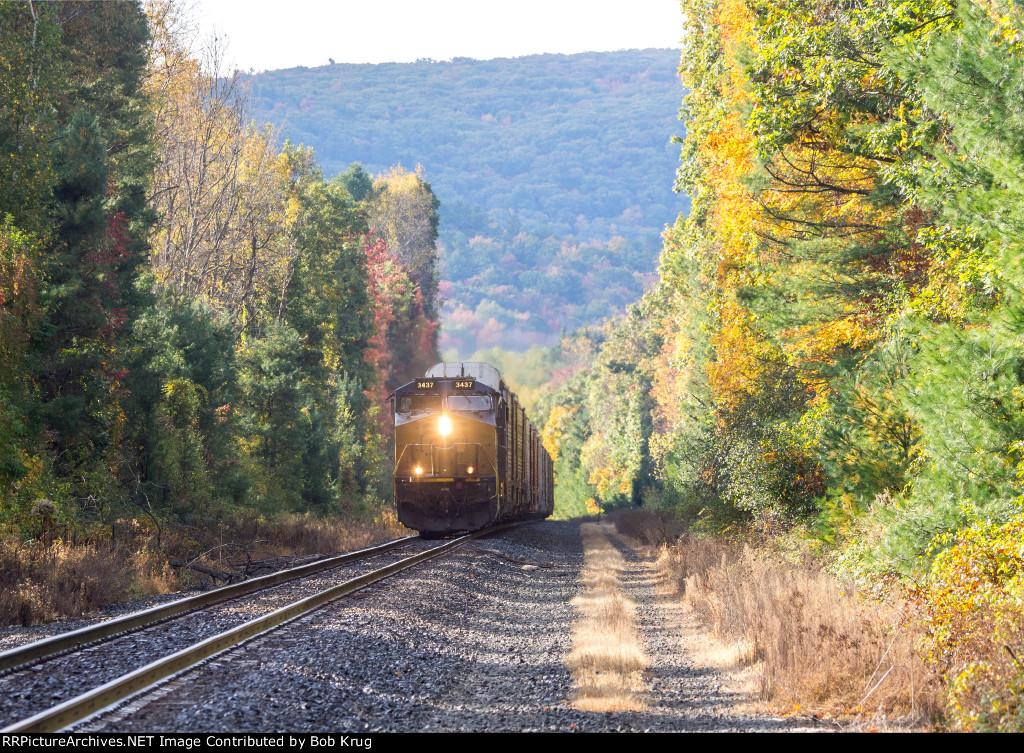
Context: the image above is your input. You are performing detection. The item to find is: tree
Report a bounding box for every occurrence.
[145,10,293,331]
[365,165,441,326]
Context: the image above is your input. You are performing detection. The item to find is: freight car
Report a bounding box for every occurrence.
[392,362,554,534]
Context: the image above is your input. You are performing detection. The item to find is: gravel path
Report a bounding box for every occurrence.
[0,538,436,728]
[72,521,787,732]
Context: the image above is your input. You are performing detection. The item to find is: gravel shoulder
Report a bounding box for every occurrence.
[72,520,789,732]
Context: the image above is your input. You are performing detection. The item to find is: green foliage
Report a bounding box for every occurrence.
[285,165,370,377]
[0,2,62,236]
[246,50,688,353]
[889,1,1024,284]
[152,378,214,515]
[237,324,312,512]
[127,296,244,518]
[336,163,372,202]
[0,218,40,496]
[850,2,1024,570]
[820,334,921,509]
[537,366,599,519]
[0,2,156,526]
[0,6,438,545]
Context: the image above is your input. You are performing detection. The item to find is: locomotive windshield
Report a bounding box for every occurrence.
[446,395,492,412]
[397,395,441,421]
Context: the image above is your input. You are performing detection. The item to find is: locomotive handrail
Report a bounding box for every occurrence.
[394,443,434,476]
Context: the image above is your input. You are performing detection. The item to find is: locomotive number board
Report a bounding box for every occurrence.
[414,379,476,390]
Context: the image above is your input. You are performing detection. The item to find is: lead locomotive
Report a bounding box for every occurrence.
[392,362,554,534]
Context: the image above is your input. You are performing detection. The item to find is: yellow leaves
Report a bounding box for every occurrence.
[716,0,755,107]
[915,515,1024,730]
[146,20,296,323]
[541,404,574,462]
[707,298,791,410]
[365,164,437,285]
[784,315,881,378]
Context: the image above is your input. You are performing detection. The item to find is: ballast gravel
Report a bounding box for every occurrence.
[75,521,787,732]
[0,538,437,729]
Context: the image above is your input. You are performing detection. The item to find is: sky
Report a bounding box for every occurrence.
[193,0,683,72]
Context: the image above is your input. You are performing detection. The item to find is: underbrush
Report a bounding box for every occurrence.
[0,537,178,626]
[177,508,408,568]
[916,515,1024,732]
[250,510,406,558]
[606,507,683,547]
[0,508,408,627]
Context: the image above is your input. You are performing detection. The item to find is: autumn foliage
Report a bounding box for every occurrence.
[0,0,439,623]
[530,0,1024,728]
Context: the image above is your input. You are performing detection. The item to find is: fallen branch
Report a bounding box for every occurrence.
[169,558,241,586]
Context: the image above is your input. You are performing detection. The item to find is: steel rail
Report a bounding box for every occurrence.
[3,524,515,733]
[0,535,419,673]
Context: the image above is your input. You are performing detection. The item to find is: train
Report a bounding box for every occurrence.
[392,361,554,535]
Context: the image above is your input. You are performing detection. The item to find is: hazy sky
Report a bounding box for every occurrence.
[194,0,683,72]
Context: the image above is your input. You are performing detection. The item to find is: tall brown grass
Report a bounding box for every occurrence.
[0,538,177,626]
[607,507,683,548]
[656,533,943,723]
[253,511,406,558]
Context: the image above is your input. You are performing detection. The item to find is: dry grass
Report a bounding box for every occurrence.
[607,507,683,548]
[657,534,943,725]
[567,522,649,711]
[0,537,178,626]
[156,509,411,581]
[0,509,410,627]
[256,511,407,557]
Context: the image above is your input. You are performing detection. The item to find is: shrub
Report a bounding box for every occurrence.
[917,514,1024,731]
[0,537,176,626]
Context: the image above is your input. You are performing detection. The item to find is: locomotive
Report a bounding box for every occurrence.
[392,362,554,534]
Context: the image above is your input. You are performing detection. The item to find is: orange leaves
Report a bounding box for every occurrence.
[703,113,759,267]
[783,314,881,379]
[707,299,797,412]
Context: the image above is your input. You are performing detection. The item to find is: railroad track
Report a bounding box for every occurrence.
[1,526,514,732]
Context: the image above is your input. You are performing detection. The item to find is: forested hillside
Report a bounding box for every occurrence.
[245,50,689,352]
[0,0,438,622]
[535,0,1024,730]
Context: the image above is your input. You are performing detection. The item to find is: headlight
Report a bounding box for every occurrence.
[414,466,423,476]
[438,414,452,437]
[466,466,474,475]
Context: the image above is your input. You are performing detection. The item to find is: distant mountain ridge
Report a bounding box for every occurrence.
[246,48,688,353]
